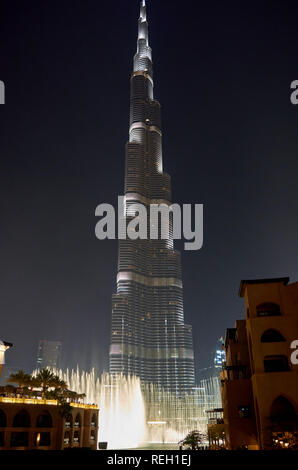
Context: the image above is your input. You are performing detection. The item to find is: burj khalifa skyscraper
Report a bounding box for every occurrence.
[109,1,195,395]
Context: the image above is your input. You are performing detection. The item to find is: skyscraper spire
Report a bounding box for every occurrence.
[134,0,152,76]
[140,0,146,21]
[138,0,149,44]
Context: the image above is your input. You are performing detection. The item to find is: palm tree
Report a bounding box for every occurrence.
[7,370,32,395]
[43,377,67,401]
[35,368,55,398]
[179,430,205,450]
[51,375,67,391]
[28,376,42,392]
[62,390,80,402]
[6,368,83,408]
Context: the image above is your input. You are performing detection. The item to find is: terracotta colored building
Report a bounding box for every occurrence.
[0,398,98,450]
[214,277,298,450]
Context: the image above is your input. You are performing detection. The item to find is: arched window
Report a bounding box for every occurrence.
[64,430,71,446]
[74,414,81,427]
[36,411,53,428]
[0,409,7,427]
[270,396,296,422]
[13,409,30,427]
[91,414,97,427]
[264,355,290,373]
[73,430,80,444]
[257,303,281,317]
[90,429,96,441]
[261,329,285,343]
[64,414,73,428]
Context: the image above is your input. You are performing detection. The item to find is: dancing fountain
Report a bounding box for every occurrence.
[52,367,221,449]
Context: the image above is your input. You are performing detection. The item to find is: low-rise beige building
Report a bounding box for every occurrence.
[0,398,98,450]
[217,277,298,450]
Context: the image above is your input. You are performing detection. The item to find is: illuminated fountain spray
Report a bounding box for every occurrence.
[99,373,146,448]
[143,378,222,444]
[52,367,221,449]
[53,368,147,449]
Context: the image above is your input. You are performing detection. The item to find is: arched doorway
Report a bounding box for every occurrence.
[270,396,298,449]
[271,396,296,423]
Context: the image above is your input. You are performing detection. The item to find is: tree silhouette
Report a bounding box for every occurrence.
[179,430,205,450]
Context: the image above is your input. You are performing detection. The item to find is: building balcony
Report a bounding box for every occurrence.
[208,418,224,425]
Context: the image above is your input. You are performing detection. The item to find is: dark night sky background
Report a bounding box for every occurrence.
[1,0,298,379]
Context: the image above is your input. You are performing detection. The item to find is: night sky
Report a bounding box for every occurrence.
[1,0,298,379]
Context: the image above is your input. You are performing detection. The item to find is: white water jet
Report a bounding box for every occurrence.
[99,373,146,449]
[53,368,146,449]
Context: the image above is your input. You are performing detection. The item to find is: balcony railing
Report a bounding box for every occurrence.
[208,418,224,425]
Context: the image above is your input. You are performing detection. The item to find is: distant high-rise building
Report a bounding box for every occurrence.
[36,340,61,370]
[109,0,195,394]
[214,337,225,369]
[198,339,225,382]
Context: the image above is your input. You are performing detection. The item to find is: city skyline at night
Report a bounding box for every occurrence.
[0,0,298,379]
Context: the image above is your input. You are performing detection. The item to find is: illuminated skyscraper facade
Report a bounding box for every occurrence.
[214,337,225,369]
[109,1,195,394]
[36,340,62,370]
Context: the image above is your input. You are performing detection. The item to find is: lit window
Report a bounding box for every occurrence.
[238,406,251,418]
